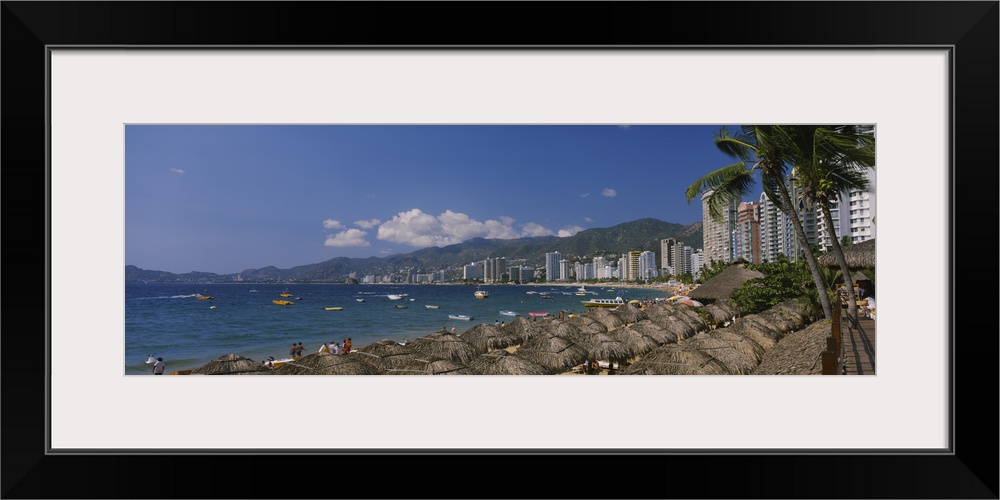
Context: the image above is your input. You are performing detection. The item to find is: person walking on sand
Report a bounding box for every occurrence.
[152,357,165,375]
[289,343,297,357]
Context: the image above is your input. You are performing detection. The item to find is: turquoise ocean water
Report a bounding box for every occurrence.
[125,283,657,374]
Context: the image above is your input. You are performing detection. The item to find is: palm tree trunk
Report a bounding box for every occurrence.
[773,175,833,319]
[821,203,858,319]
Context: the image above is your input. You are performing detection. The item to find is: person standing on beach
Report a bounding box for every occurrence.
[152,357,165,375]
[344,338,352,354]
[452,325,457,335]
[295,342,304,357]
[289,343,297,357]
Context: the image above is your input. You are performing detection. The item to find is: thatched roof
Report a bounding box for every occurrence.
[386,356,476,375]
[407,331,481,364]
[609,303,648,325]
[586,307,627,330]
[682,330,765,374]
[608,326,662,356]
[753,320,832,374]
[577,332,635,363]
[190,353,272,375]
[688,264,765,302]
[647,305,708,335]
[624,320,677,345]
[818,238,876,270]
[541,320,583,340]
[353,339,425,369]
[505,316,544,345]
[620,344,729,375]
[701,303,736,324]
[274,352,386,375]
[460,323,520,353]
[644,312,696,341]
[466,349,549,375]
[517,334,589,374]
[566,314,609,335]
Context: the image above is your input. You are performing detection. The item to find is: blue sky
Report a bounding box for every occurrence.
[125,125,746,274]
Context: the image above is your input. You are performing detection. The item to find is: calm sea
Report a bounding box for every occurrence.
[125,283,654,374]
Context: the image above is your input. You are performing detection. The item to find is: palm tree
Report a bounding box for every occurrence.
[686,125,835,319]
[781,125,875,318]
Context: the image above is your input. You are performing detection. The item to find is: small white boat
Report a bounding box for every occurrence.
[581,296,626,308]
[500,310,519,316]
[387,294,405,300]
[424,305,440,309]
[356,298,365,302]
[449,314,474,321]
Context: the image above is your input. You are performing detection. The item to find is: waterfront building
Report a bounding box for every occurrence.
[702,190,738,264]
[463,263,484,281]
[545,252,562,281]
[735,201,761,263]
[639,251,658,279]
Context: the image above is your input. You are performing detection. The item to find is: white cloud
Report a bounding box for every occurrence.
[558,226,584,237]
[581,192,590,198]
[601,188,617,198]
[170,168,185,174]
[376,208,555,247]
[584,217,593,223]
[324,229,370,247]
[354,219,382,229]
[322,219,344,229]
[521,223,555,237]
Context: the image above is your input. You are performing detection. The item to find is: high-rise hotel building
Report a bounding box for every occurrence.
[702,190,738,264]
[545,252,562,281]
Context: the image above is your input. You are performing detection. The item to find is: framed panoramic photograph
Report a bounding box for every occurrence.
[8,1,998,499]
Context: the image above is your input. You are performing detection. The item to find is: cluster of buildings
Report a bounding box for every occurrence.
[702,169,876,266]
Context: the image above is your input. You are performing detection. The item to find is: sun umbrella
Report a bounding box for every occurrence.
[624,320,677,346]
[517,334,589,374]
[754,319,833,374]
[386,355,476,375]
[466,349,548,375]
[460,323,520,353]
[190,353,272,375]
[407,331,481,364]
[541,320,583,341]
[620,344,729,375]
[566,314,608,335]
[586,307,627,330]
[681,330,765,374]
[676,298,705,307]
[354,339,425,369]
[608,326,661,356]
[577,332,635,366]
[505,316,544,345]
[274,351,385,375]
[609,302,648,324]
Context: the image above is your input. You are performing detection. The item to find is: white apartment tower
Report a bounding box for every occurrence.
[702,190,738,264]
[545,252,562,282]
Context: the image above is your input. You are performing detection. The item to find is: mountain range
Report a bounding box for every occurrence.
[125,218,703,283]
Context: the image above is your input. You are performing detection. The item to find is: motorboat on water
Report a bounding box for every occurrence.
[196,289,214,300]
[449,314,473,321]
[500,310,519,316]
[474,286,490,299]
[581,296,626,308]
[325,307,344,311]
[279,289,293,297]
[272,299,295,306]
[356,298,365,302]
[387,294,406,300]
[424,305,440,309]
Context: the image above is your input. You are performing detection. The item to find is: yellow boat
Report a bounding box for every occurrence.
[325,307,343,311]
[272,299,295,306]
[279,288,293,297]
[196,289,214,300]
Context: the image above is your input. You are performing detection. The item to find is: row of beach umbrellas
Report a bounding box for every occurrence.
[188,298,819,376]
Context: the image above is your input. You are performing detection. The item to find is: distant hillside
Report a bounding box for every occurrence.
[125,218,703,283]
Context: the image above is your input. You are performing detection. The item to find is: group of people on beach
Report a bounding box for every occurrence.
[314,338,351,356]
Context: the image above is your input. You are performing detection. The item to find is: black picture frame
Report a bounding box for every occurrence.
[4,2,997,499]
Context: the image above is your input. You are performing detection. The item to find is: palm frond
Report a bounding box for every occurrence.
[685,162,753,205]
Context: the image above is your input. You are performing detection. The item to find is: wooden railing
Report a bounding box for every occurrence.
[821,309,845,374]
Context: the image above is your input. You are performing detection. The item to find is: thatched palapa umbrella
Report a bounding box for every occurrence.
[610,302,648,325]
[517,334,589,374]
[354,339,425,370]
[466,349,548,375]
[681,330,764,374]
[608,326,662,357]
[644,312,696,342]
[274,351,385,375]
[460,323,520,353]
[625,320,677,345]
[386,355,476,375]
[620,344,729,375]
[586,307,627,331]
[505,316,544,345]
[577,332,634,369]
[190,353,273,375]
[818,238,876,270]
[407,331,481,364]
[541,320,583,341]
[687,264,765,304]
[566,314,608,335]
[754,320,832,374]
